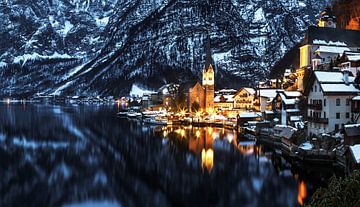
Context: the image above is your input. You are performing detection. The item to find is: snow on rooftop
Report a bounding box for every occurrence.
[214,95,234,103]
[313,39,347,46]
[315,46,350,55]
[284,91,302,97]
[299,141,313,151]
[290,116,302,122]
[238,112,262,118]
[279,93,296,105]
[321,83,360,93]
[315,71,354,83]
[129,84,155,97]
[347,55,360,61]
[345,123,360,128]
[350,144,360,164]
[243,87,256,95]
[352,96,360,101]
[286,109,300,113]
[257,89,281,98]
[218,89,237,93]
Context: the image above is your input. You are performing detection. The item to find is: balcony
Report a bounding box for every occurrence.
[308,103,322,110]
[308,116,328,124]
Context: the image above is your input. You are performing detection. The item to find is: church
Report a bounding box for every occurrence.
[188,41,215,113]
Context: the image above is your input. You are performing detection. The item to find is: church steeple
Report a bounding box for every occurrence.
[205,34,213,71]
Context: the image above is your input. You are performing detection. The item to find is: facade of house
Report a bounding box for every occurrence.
[307,71,360,135]
[255,89,283,113]
[233,87,256,110]
[274,91,302,126]
[214,94,234,111]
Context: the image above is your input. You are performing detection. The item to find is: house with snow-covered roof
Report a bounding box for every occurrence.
[273,90,302,126]
[296,7,360,93]
[305,70,360,135]
[254,89,284,113]
[233,87,256,111]
[214,94,234,111]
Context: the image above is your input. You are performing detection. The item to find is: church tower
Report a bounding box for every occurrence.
[203,35,214,113]
[318,7,337,28]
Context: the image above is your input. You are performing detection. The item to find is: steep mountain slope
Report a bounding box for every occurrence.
[0,0,330,97]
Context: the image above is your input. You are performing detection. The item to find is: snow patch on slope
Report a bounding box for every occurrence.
[13,52,73,65]
[253,8,265,22]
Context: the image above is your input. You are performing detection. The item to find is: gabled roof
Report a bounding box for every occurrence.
[234,87,256,97]
[345,124,360,137]
[257,89,283,98]
[214,95,234,103]
[189,82,204,91]
[309,71,360,94]
[303,26,360,48]
[283,91,302,98]
[244,87,256,95]
[349,144,360,164]
[321,83,359,93]
[315,71,354,83]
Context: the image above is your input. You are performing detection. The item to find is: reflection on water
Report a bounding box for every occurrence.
[0,104,334,207]
[297,181,307,206]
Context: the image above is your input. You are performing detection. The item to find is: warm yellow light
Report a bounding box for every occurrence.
[163,130,167,137]
[196,130,200,138]
[208,108,214,114]
[201,148,214,172]
[180,110,186,116]
[196,112,201,117]
[180,129,185,137]
[208,127,213,136]
[297,181,307,206]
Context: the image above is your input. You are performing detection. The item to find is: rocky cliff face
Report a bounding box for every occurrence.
[0,0,330,97]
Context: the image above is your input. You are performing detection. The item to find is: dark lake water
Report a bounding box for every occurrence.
[0,103,337,207]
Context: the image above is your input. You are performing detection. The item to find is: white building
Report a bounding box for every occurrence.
[307,71,360,135]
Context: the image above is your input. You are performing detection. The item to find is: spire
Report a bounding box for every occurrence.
[205,33,213,70]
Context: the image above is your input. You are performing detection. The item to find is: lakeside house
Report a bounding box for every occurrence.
[214,89,236,111]
[273,91,302,126]
[305,71,360,135]
[233,87,256,110]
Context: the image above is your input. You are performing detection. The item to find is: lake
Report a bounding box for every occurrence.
[0,103,336,207]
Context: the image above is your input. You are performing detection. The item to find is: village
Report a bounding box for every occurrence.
[114,7,360,175]
[3,7,360,176]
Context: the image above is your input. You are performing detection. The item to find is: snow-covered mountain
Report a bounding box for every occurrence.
[0,0,330,97]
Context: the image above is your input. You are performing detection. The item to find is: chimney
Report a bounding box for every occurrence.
[342,62,351,85]
[343,69,350,85]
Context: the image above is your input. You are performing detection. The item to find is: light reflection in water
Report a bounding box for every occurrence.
[201,148,214,172]
[297,181,307,206]
[158,126,256,171]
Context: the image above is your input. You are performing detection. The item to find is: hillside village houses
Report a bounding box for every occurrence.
[134,6,360,141]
